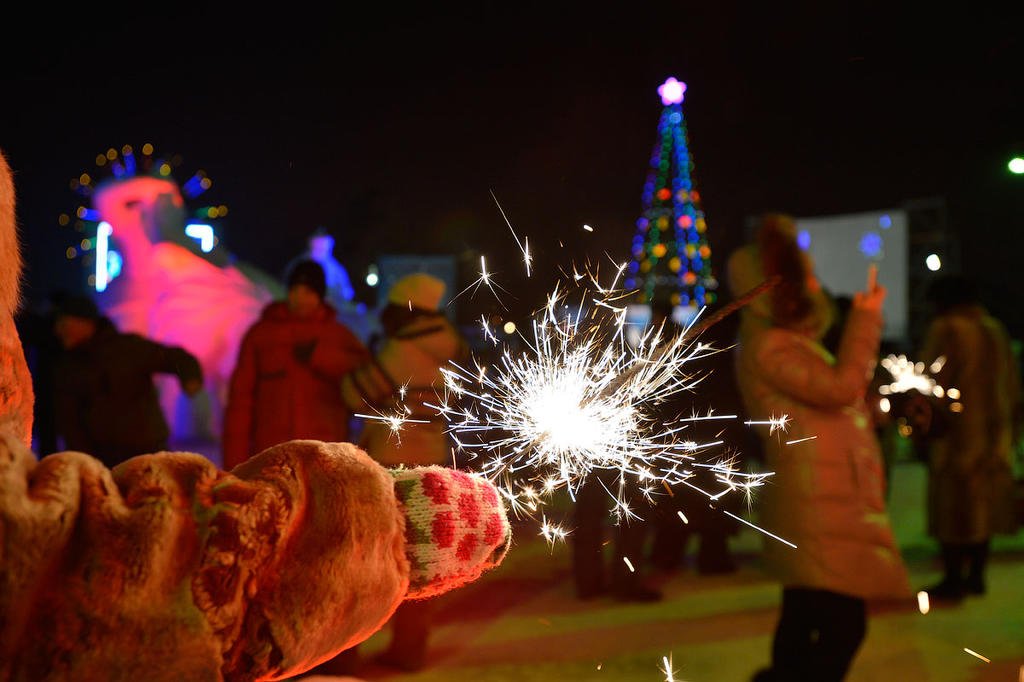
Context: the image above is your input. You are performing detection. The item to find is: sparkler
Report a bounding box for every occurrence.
[361,194,785,544]
[429,263,776,533]
[878,354,949,398]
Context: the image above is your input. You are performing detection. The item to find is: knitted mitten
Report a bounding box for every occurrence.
[391,466,512,599]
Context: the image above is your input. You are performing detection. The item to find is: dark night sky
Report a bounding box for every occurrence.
[4,5,1023,333]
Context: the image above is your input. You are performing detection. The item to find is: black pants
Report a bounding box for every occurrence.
[649,483,735,572]
[768,588,866,682]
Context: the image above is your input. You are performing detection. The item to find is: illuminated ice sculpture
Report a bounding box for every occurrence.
[90,175,273,451]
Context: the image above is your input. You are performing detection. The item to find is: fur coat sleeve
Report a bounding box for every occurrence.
[0,437,510,681]
[0,151,33,448]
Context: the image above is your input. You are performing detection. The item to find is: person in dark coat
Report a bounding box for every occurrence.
[648,300,739,576]
[53,295,203,468]
[571,302,667,604]
[223,260,367,469]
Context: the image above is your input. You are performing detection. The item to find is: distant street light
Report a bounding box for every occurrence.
[1009,157,1024,174]
[926,254,942,272]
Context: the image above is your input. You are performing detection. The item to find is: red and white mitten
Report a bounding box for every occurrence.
[391,466,512,599]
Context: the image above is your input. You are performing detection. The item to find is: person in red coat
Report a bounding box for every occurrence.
[223,260,367,469]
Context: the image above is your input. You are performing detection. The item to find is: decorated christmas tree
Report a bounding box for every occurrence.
[625,77,717,310]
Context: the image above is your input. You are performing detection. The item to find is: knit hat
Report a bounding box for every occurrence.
[287,260,327,300]
[387,273,445,312]
[392,466,511,600]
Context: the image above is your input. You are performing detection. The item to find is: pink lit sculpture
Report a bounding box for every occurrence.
[92,176,273,455]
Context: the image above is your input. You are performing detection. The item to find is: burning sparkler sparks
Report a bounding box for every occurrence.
[353,406,431,444]
[745,415,790,435]
[879,354,949,397]
[539,515,571,548]
[724,510,797,548]
[661,653,678,681]
[917,590,930,615]
[429,263,775,533]
[491,190,532,277]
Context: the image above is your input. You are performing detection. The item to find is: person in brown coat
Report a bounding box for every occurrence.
[223,260,368,469]
[732,215,909,682]
[918,275,1021,599]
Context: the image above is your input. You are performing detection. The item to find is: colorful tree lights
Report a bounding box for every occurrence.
[625,78,717,309]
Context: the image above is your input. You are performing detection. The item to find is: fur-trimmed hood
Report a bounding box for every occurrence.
[727,215,833,341]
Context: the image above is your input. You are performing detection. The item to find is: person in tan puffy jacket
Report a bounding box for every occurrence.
[342,272,466,468]
[732,215,910,682]
[334,272,468,673]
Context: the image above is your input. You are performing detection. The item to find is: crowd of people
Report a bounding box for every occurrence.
[16,258,467,675]
[13,213,1023,681]
[565,214,1020,681]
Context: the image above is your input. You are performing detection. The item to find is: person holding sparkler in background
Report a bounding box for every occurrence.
[916,275,1020,600]
[731,214,910,682]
